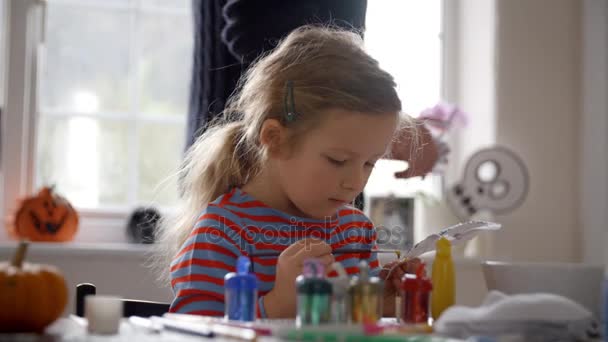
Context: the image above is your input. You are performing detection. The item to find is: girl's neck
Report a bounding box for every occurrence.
[241,168,311,219]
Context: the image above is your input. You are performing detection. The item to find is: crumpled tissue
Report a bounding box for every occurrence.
[434,290,600,341]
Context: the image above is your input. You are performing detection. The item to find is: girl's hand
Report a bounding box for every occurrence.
[263,238,334,318]
[379,258,424,317]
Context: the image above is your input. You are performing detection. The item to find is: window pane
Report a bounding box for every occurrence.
[365,0,441,116]
[40,2,131,113]
[138,7,192,116]
[36,0,192,211]
[137,122,185,206]
[37,116,130,207]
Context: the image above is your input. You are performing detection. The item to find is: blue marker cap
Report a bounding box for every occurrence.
[225,256,257,290]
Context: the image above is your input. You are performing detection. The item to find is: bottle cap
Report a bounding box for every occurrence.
[329,262,349,296]
[297,258,332,295]
[401,274,433,292]
[225,256,257,290]
[402,262,432,292]
[350,260,383,292]
[303,258,325,278]
[359,260,369,281]
[436,237,452,257]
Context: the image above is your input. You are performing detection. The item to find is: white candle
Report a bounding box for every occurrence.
[85,295,123,334]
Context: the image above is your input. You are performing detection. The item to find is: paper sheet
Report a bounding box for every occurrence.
[402,221,501,259]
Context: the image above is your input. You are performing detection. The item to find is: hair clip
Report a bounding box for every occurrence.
[284,80,297,123]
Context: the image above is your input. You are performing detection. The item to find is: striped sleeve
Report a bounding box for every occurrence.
[368,242,381,277]
[362,224,381,278]
[169,205,247,316]
[334,207,381,277]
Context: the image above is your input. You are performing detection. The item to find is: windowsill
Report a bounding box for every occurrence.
[0,241,153,257]
[365,160,444,199]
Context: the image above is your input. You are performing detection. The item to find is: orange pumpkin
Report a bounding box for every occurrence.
[0,241,68,333]
[12,187,79,242]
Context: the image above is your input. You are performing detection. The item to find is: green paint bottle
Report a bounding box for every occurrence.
[296,258,332,327]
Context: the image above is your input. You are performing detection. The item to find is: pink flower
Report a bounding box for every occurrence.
[418,102,468,132]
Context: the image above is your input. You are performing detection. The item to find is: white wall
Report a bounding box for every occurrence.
[456,0,497,164]
[421,0,592,263]
[580,0,608,265]
[491,0,582,262]
[0,243,174,316]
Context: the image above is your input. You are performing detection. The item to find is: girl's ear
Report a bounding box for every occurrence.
[259,118,289,157]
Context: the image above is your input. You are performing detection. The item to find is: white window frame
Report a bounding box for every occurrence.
[1,0,43,241]
[363,0,446,201]
[361,0,453,246]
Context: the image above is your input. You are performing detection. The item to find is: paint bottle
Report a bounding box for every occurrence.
[224,256,257,321]
[296,259,332,326]
[349,260,383,324]
[329,262,350,323]
[401,262,432,324]
[431,237,455,320]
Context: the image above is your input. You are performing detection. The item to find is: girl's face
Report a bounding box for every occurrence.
[277,109,398,219]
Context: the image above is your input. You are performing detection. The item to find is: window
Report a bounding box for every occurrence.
[363,0,443,200]
[365,0,442,117]
[363,0,444,248]
[1,0,192,241]
[35,0,192,210]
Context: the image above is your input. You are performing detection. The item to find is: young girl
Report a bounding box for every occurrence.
[155,25,423,318]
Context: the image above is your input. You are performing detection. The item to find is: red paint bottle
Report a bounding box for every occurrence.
[400,264,432,324]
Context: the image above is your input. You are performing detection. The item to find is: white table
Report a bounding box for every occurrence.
[1,318,458,342]
[2,318,282,342]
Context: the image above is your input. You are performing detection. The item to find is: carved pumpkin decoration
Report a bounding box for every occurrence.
[0,241,68,333]
[12,187,79,242]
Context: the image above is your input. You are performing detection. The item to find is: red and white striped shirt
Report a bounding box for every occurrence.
[169,188,380,317]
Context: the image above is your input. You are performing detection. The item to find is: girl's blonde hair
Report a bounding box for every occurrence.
[153,25,412,283]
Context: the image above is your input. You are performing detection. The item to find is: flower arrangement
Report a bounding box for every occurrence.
[418,101,468,137]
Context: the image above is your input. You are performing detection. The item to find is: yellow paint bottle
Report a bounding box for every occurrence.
[431,237,455,320]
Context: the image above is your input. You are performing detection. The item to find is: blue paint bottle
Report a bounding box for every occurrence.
[224,256,257,321]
